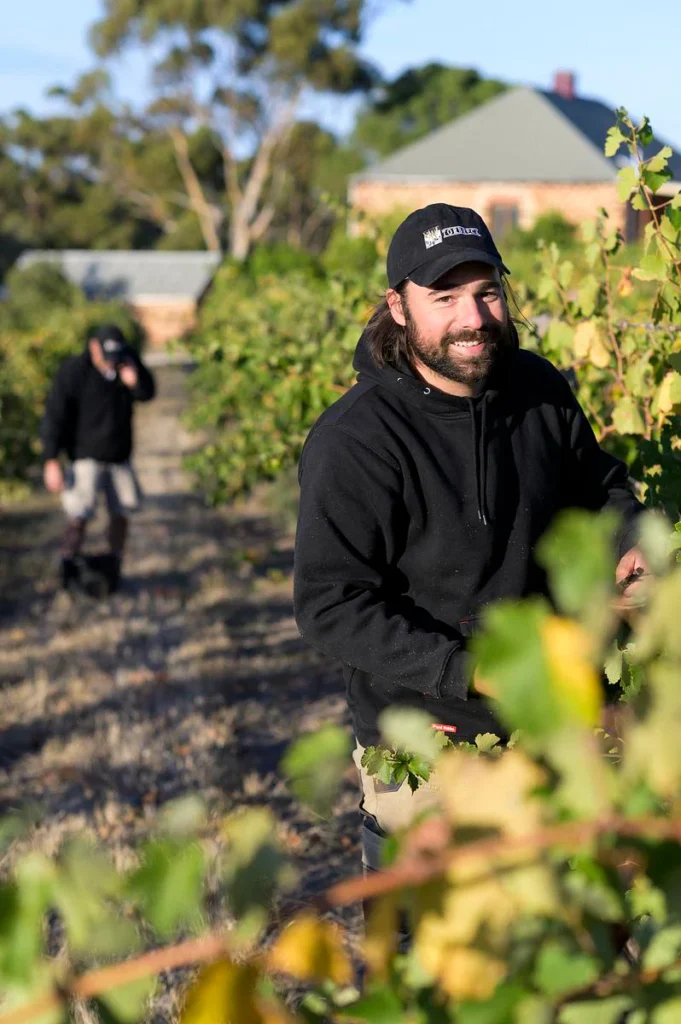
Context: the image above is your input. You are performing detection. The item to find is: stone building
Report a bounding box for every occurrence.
[350,73,681,241]
[15,250,222,348]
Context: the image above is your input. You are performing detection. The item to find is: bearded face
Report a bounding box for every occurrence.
[404,304,512,386]
[390,263,514,389]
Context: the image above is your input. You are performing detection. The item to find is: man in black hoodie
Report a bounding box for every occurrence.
[294,204,647,858]
[41,324,155,585]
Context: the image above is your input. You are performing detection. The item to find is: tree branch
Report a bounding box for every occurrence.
[229,91,300,260]
[169,125,222,252]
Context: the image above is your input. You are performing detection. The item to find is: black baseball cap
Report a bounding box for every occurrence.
[91,324,128,360]
[387,203,509,290]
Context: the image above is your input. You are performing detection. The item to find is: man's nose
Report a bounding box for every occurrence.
[455,294,487,331]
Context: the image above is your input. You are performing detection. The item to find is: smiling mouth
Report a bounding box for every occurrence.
[449,339,488,354]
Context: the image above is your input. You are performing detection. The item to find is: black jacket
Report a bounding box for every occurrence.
[294,335,645,747]
[41,348,155,464]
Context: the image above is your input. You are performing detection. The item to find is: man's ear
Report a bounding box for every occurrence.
[386,288,407,327]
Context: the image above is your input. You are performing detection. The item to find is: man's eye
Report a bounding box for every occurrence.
[482,290,500,300]
[435,294,453,304]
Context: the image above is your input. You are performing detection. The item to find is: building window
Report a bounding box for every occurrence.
[489,203,519,239]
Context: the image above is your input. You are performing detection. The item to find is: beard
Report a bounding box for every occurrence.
[405,307,511,386]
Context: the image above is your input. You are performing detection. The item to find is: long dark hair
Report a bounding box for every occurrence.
[364,282,412,369]
[364,276,524,370]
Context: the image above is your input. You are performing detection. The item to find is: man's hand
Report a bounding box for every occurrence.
[615,546,650,609]
[119,363,139,389]
[43,459,63,494]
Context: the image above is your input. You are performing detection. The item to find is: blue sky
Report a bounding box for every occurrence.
[2,0,680,149]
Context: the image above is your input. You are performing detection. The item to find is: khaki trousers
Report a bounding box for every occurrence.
[353,742,444,837]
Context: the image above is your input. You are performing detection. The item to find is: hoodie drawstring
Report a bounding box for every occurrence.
[480,395,489,526]
[468,397,489,527]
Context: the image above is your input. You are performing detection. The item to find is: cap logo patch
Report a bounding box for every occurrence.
[423,225,482,249]
[423,226,442,249]
[443,226,481,239]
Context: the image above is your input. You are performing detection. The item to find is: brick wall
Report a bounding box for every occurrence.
[350,179,626,235]
[131,299,198,349]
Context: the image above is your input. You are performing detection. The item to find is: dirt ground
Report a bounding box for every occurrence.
[0,365,362,1020]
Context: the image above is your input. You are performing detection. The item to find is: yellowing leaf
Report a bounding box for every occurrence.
[363,894,399,980]
[590,333,611,369]
[656,371,681,414]
[646,145,673,173]
[180,960,264,1024]
[569,319,593,360]
[269,913,352,985]
[618,268,633,297]
[612,396,646,436]
[437,945,506,1001]
[572,319,609,368]
[437,749,544,838]
[541,618,601,727]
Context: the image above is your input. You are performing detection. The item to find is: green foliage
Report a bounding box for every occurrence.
[506,210,578,252]
[183,261,383,502]
[352,63,507,160]
[2,263,80,325]
[5,515,681,1021]
[183,116,681,521]
[248,242,322,280]
[322,226,380,276]
[282,725,352,816]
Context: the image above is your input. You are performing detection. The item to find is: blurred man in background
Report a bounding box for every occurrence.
[41,323,155,591]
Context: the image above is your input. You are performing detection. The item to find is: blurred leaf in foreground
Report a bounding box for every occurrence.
[281,725,351,816]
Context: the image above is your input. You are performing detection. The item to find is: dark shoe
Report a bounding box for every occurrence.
[81,553,121,597]
[60,556,81,592]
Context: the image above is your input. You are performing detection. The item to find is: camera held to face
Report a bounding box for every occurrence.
[101,337,132,381]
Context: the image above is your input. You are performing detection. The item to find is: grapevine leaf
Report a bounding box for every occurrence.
[578,276,600,317]
[646,145,673,172]
[642,924,681,971]
[336,986,404,1023]
[376,756,395,786]
[269,913,352,985]
[222,808,293,924]
[282,725,351,816]
[603,643,623,685]
[656,371,681,414]
[95,975,156,1024]
[557,996,633,1023]
[641,168,672,194]
[378,707,448,763]
[474,733,501,753]
[612,396,646,435]
[534,941,600,998]
[633,253,667,281]
[536,509,616,618]
[129,838,204,939]
[616,166,638,202]
[604,126,626,157]
[179,961,267,1024]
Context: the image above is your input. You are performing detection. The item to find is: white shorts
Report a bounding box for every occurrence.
[61,459,143,521]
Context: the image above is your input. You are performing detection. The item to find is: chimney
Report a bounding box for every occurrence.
[553,71,576,100]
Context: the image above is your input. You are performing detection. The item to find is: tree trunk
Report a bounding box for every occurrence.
[169,126,222,253]
[227,93,299,262]
[230,215,251,263]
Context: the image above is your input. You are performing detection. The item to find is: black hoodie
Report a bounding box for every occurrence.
[41,347,155,464]
[293,334,645,746]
